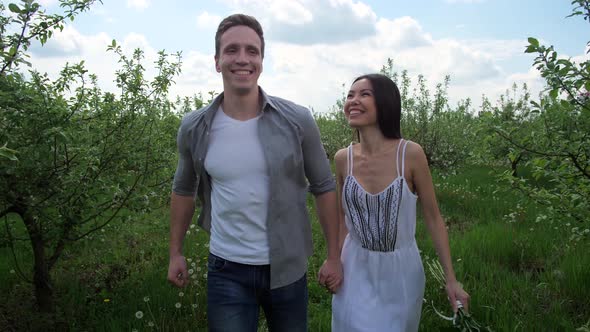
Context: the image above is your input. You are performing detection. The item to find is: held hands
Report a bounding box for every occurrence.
[167,255,189,288]
[446,280,470,313]
[318,258,343,294]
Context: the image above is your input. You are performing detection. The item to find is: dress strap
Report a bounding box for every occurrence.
[401,140,410,177]
[347,143,354,176]
[395,139,404,177]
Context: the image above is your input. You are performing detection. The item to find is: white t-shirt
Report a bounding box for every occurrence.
[204,107,270,264]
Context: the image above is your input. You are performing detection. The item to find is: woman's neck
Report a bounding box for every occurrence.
[358,127,399,156]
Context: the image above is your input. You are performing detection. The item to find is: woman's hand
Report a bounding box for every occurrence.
[446,280,470,313]
[318,258,343,294]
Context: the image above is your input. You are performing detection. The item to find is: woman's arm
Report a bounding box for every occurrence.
[408,142,470,312]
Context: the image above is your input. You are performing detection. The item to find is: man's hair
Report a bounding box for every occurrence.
[353,73,402,139]
[215,14,265,58]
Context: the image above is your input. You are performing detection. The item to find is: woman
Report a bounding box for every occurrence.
[328,73,469,331]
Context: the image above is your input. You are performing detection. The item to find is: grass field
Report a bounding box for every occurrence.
[1,165,589,331]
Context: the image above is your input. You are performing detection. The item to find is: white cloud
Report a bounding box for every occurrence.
[25,0,583,115]
[121,32,152,52]
[28,28,116,92]
[28,25,172,103]
[221,0,377,44]
[196,11,222,29]
[127,0,150,11]
[30,25,85,57]
[254,15,513,111]
[571,48,590,64]
[221,0,312,23]
[171,51,221,99]
[375,17,433,49]
[265,1,313,24]
[459,39,528,60]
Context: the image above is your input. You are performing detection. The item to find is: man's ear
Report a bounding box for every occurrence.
[214,56,221,73]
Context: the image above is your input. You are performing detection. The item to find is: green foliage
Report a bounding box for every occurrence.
[0,143,18,160]
[173,90,216,115]
[474,83,535,175]
[0,0,100,75]
[3,166,589,330]
[493,1,590,224]
[427,259,489,331]
[0,0,186,313]
[0,50,182,310]
[381,58,477,169]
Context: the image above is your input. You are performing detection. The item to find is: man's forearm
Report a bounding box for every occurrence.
[169,192,196,257]
[314,191,340,260]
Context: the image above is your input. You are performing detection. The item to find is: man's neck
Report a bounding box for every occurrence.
[222,88,262,121]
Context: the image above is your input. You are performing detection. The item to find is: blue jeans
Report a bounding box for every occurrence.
[207,253,308,332]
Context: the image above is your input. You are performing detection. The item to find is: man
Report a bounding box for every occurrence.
[167,13,342,331]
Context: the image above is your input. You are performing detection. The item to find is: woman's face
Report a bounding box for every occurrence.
[343,78,378,128]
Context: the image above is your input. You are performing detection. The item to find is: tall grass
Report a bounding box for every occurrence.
[1,165,588,331]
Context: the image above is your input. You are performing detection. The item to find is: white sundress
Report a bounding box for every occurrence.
[332,139,425,332]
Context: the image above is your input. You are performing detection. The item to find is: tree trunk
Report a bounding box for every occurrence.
[32,235,54,313]
[22,212,54,313]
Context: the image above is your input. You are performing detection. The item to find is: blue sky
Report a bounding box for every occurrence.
[30,0,588,112]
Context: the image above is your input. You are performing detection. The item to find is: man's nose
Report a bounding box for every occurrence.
[235,49,248,64]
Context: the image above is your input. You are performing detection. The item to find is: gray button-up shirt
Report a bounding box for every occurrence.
[172,88,336,289]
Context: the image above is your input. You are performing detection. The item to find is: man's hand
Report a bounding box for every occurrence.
[318,258,343,293]
[167,255,189,288]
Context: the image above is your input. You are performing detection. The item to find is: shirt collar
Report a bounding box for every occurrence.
[203,86,278,126]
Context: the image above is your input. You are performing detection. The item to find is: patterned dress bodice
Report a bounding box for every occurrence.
[342,139,414,252]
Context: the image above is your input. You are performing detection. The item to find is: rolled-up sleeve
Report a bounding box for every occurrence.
[172,118,197,196]
[299,108,336,195]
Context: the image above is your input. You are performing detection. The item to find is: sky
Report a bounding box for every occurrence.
[24,0,590,113]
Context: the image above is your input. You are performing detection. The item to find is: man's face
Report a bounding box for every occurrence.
[215,25,263,96]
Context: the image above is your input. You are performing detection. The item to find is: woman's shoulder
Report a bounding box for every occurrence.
[334,146,350,174]
[403,140,428,166]
[334,147,348,164]
[402,139,421,153]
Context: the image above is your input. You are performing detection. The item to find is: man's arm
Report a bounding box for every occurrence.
[168,118,198,288]
[295,107,343,291]
[315,190,343,292]
[167,192,195,288]
[315,191,340,260]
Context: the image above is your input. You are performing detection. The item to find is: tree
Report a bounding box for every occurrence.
[0,0,100,75]
[496,0,590,224]
[476,83,534,176]
[381,58,477,170]
[0,1,182,313]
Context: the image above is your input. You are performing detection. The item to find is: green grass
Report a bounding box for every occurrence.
[1,165,589,331]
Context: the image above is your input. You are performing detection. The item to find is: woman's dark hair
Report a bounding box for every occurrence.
[353,73,402,139]
[215,14,265,59]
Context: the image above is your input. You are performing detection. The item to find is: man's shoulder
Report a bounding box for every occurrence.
[179,102,217,131]
[266,94,311,122]
[267,95,307,112]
